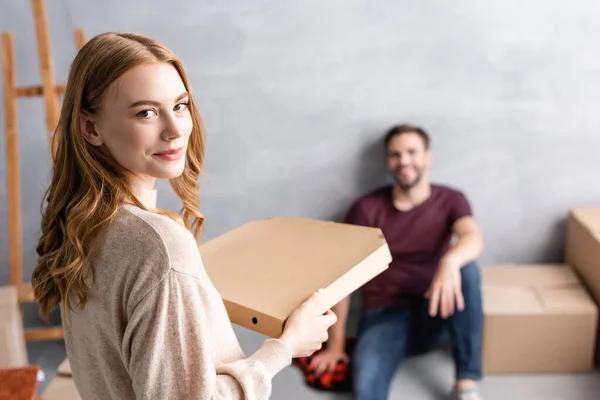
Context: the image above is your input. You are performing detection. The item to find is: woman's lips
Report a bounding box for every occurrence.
[153,147,184,161]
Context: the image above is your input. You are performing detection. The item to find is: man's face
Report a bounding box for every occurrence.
[386,132,432,191]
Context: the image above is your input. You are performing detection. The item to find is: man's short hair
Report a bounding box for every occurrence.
[384,124,431,150]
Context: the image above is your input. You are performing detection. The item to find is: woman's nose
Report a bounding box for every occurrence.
[161,115,184,140]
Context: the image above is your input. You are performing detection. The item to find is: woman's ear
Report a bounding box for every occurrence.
[80,112,103,146]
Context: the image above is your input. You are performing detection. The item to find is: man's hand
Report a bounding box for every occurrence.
[310,347,350,376]
[425,258,464,318]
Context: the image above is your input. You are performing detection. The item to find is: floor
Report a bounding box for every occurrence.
[29,331,600,400]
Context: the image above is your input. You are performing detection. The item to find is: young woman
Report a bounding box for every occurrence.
[32,32,336,399]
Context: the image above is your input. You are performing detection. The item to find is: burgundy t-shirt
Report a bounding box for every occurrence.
[345,184,473,310]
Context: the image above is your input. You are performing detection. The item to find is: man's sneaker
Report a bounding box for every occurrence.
[452,387,483,400]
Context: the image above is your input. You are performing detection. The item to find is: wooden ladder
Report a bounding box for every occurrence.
[2,0,86,341]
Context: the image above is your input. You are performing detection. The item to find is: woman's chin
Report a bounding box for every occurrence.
[153,165,186,180]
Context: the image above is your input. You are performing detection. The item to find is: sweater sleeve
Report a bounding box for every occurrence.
[122,270,291,400]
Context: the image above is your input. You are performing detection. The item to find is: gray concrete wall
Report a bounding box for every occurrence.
[2,0,600,331]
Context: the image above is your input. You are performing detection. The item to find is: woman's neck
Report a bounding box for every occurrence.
[135,187,157,209]
[130,176,157,209]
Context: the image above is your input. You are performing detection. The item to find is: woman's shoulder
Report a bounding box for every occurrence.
[114,205,198,256]
[97,205,200,274]
[119,205,190,235]
[95,205,202,306]
[109,206,200,272]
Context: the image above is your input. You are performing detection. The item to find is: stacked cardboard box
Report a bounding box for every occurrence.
[482,205,600,374]
[565,206,600,364]
[481,264,598,374]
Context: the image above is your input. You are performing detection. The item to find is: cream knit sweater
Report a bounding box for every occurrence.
[62,190,291,399]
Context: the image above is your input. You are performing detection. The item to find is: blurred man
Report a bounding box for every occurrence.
[311,124,485,400]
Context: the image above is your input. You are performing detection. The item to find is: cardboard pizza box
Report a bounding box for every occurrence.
[200,216,391,337]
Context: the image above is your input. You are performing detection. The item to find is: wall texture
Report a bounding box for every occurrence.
[2,0,600,328]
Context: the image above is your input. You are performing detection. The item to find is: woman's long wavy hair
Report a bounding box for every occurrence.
[32,32,205,321]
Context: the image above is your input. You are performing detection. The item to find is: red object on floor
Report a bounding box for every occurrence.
[291,337,357,392]
[0,365,41,400]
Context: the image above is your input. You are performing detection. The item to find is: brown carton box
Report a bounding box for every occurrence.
[565,207,600,363]
[0,285,28,368]
[566,207,600,304]
[200,216,391,337]
[482,264,598,374]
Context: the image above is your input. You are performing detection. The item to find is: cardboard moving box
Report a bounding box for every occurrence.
[566,207,600,303]
[566,206,600,363]
[200,216,391,337]
[482,264,598,374]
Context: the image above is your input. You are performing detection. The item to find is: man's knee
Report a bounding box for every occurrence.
[352,317,407,399]
[459,261,483,312]
[353,353,380,388]
[460,261,481,292]
[352,349,393,400]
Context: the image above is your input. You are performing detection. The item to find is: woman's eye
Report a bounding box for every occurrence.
[137,109,156,118]
[175,102,189,112]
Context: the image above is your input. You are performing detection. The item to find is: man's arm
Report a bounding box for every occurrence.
[427,192,485,318]
[441,216,484,268]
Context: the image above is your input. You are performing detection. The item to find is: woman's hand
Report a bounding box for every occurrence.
[279,289,338,358]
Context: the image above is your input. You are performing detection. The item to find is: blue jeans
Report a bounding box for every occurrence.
[352,262,483,400]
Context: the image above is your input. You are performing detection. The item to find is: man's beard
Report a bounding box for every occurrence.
[394,168,423,192]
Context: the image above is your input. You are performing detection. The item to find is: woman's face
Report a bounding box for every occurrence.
[81,62,193,190]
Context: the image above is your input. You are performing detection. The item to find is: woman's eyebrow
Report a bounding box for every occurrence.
[128,91,189,108]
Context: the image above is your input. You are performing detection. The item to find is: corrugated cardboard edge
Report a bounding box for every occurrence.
[313,241,391,316]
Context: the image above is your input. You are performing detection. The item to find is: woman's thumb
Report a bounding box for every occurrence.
[304,288,325,305]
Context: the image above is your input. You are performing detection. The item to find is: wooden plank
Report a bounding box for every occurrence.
[15,84,65,97]
[32,0,60,154]
[15,85,44,97]
[2,32,24,288]
[24,327,64,341]
[74,28,86,51]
